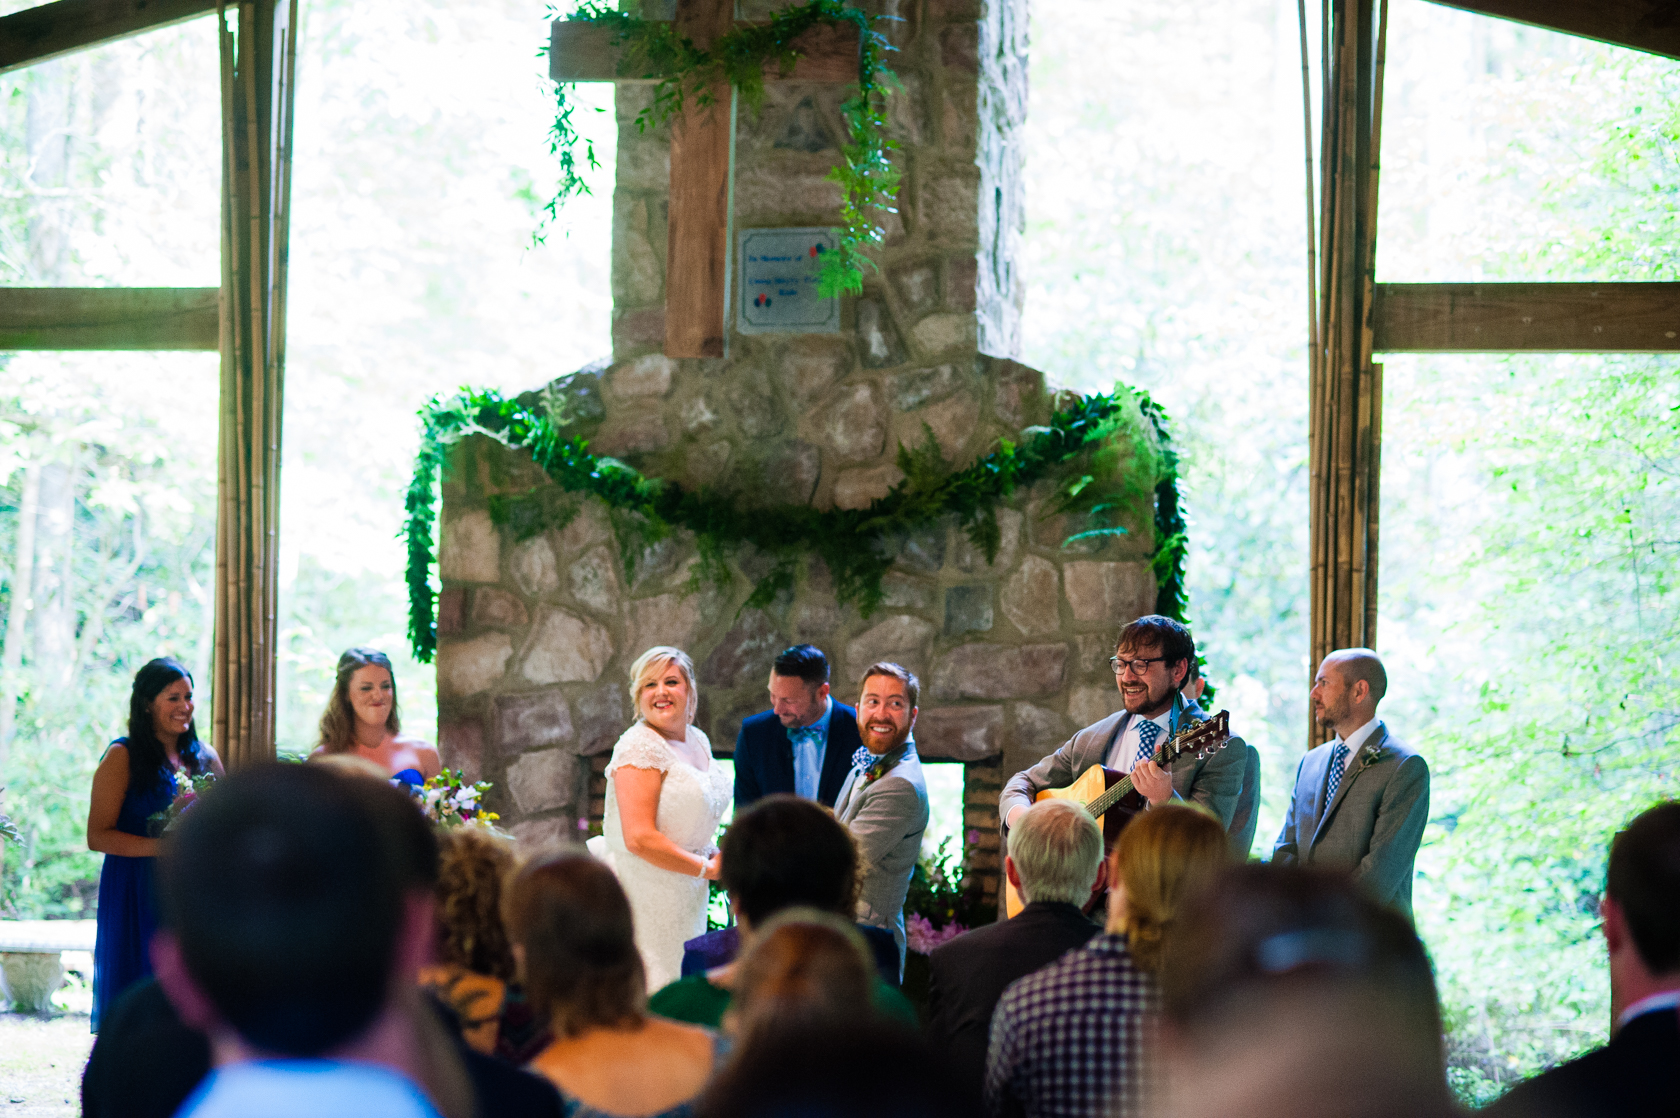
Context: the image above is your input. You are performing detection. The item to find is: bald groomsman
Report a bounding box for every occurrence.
[1273,648,1430,918]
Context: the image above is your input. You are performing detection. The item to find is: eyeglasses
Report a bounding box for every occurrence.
[1110,656,1167,676]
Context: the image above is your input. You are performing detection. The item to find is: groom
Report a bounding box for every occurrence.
[834,662,930,977]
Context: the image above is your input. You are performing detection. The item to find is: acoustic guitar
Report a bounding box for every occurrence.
[1002,708,1232,918]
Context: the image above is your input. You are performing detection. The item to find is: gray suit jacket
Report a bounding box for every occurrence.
[1272,723,1429,918]
[1228,742,1262,858]
[998,702,1248,837]
[834,741,930,975]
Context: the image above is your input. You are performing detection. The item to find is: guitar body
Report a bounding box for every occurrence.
[998,708,1232,920]
[1002,766,1143,918]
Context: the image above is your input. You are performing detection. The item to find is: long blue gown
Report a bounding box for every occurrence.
[92,746,177,1031]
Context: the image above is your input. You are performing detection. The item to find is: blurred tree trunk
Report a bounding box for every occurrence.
[0,463,41,775]
[31,459,77,690]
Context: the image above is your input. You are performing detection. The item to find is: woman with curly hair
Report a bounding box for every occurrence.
[86,657,224,1029]
[311,647,439,786]
[419,826,518,1055]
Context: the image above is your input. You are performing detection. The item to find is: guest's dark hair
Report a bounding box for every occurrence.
[696,1018,977,1118]
[503,849,644,1037]
[1607,800,1680,975]
[155,763,430,1057]
[1116,615,1195,677]
[318,647,401,753]
[1161,864,1444,1076]
[859,661,919,711]
[722,795,860,926]
[772,644,830,686]
[435,827,517,981]
[124,658,206,794]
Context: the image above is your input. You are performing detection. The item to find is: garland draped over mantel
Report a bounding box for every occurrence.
[405,387,1189,664]
[540,0,900,296]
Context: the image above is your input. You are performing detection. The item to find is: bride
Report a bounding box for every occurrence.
[601,646,732,991]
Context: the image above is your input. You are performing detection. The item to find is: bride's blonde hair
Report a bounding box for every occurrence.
[628,646,698,725]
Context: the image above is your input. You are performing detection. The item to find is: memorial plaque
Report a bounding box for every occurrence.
[737,227,841,334]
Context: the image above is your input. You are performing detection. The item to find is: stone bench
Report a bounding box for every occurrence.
[0,920,97,1014]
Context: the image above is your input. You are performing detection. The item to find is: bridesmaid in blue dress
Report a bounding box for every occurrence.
[309,647,440,787]
[86,657,224,1030]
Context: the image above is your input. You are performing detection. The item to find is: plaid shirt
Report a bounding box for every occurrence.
[983,932,1160,1118]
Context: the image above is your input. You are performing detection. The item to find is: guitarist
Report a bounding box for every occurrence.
[1000,615,1247,838]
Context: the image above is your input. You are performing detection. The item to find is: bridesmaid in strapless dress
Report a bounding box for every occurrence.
[87,657,224,1030]
[309,647,440,786]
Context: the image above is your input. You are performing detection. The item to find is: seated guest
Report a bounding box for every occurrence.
[82,978,210,1118]
[734,644,860,810]
[1155,864,1454,1118]
[927,799,1103,1089]
[725,909,881,1040]
[419,826,517,1055]
[1487,801,1680,1118]
[506,849,727,1118]
[985,804,1228,1118]
[697,1018,978,1118]
[151,763,466,1118]
[837,662,930,975]
[147,764,561,1118]
[650,794,917,1027]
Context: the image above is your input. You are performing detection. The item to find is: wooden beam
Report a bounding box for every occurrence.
[548,18,860,84]
[1373,283,1680,352]
[0,287,219,350]
[663,0,735,359]
[1420,0,1680,62]
[0,0,218,75]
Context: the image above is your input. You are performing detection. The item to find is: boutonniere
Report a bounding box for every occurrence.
[862,750,905,786]
[1354,741,1387,775]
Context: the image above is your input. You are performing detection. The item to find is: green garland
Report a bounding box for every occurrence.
[540,0,900,296]
[405,386,1187,664]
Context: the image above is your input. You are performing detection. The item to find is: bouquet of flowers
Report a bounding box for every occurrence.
[407,769,500,830]
[148,771,218,836]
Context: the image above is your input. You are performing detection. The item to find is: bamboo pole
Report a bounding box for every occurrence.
[1307,0,1387,749]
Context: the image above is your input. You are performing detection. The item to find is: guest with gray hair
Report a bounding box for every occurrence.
[926,800,1105,1089]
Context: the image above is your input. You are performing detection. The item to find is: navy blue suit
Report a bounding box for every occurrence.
[733,702,860,810]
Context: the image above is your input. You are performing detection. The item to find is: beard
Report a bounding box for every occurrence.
[1121,677,1177,716]
[859,718,911,755]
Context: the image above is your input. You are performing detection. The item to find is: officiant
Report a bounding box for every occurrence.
[733,645,860,811]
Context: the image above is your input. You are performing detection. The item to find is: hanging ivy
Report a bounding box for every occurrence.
[404,385,1188,664]
[539,0,900,296]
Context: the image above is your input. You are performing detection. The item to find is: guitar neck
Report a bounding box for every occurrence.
[1082,710,1231,819]
[1087,773,1137,818]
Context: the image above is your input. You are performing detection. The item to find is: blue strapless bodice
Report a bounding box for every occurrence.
[392,768,424,787]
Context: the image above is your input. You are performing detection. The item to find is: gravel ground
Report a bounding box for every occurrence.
[0,1013,92,1118]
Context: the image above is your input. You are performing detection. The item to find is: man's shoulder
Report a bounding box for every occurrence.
[932,907,1095,969]
[182,1062,441,1118]
[996,933,1142,1014]
[739,710,785,737]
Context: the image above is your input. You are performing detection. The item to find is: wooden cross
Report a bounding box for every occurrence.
[549,0,860,358]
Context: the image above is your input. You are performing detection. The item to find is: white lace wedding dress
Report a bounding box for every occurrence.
[600,721,732,993]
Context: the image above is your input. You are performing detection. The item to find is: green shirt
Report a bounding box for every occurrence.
[648,971,919,1029]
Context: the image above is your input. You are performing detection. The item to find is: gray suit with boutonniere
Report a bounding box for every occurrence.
[1272,722,1430,919]
[834,740,929,976]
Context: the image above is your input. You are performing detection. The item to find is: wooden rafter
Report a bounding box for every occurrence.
[0,0,218,75]
[0,287,219,349]
[1374,283,1680,352]
[1421,0,1680,61]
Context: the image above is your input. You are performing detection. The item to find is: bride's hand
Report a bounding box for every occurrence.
[701,852,722,881]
